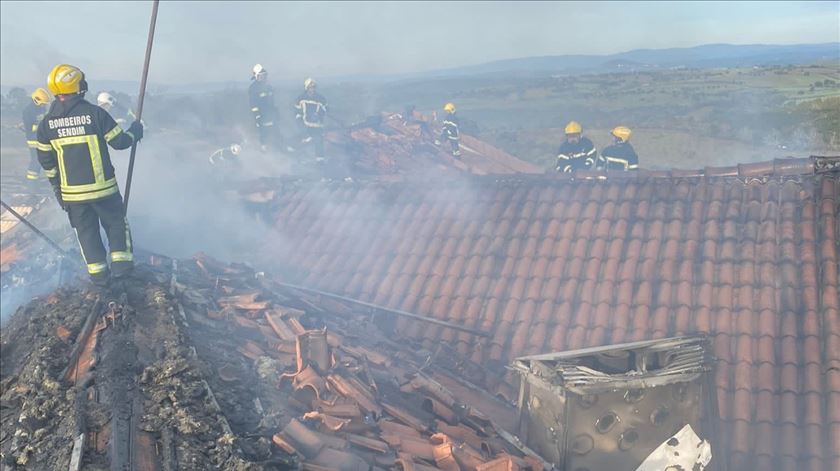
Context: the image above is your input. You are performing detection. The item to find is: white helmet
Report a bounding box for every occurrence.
[304,77,316,90]
[230,144,241,155]
[252,64,266,77]
[97,92,115,108]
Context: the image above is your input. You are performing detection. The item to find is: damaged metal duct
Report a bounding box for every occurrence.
[512,336,718,471]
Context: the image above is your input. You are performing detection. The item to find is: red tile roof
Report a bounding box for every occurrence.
[249,157,840,471]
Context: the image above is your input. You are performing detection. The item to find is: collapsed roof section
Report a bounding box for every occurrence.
[1,254,552,470]
[325,112,542,176]
[236,156,840,471]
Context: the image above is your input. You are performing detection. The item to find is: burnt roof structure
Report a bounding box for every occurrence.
[240,156,840,471]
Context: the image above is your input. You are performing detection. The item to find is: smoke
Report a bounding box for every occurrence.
[112,128,296,263]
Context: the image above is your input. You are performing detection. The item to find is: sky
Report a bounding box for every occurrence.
[1,1,838,86]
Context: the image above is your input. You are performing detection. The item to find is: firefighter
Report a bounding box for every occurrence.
[209,143,242,166]
[599,126,639,171]
[35,64,144,291]
[97,92,137,127]
[249,64,284,152]
[294,78,328,160]
[21,88,50,181]
[435,102,461,157]
[556,121,597,172]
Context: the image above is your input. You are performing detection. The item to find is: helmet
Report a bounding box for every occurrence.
[230,144,241,155]
[97,92,116,108]
[443,102,456,113]
[564,121,582,135]
[31,88,50,106]
[47,64,86,95]
[304,77,316,90]
[252,63,266,75]
[611,126,631,142]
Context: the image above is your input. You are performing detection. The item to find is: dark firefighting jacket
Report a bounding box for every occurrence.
[600,141,639,170]
[295,92,327,128]
[441,112,460,141]
[108,103,137,127]
[35,95,136,203]
[249,80,277,127]
[22,101,47,147]
[556,136,597,172]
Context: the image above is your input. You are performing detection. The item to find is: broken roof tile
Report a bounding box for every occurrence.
[244,166,840,470]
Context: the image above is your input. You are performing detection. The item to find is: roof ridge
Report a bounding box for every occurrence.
[240,156,839,192]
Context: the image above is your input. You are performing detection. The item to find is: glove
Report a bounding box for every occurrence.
[434,140,441,146]
[128,121,144,142]
[52,184,66,211]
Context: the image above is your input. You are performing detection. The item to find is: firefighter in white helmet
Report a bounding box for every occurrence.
[96,91,137,127]
[294,77,328,160]
[248,64,286,152]
[209,143,242,166]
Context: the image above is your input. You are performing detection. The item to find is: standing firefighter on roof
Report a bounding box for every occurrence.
[97,91,137,127]
[295,77,328,160]
[435,102,461,157]
[35,64,144,292]
[22,88,51,181]
[556,121,597,172]
[249,64,284,152]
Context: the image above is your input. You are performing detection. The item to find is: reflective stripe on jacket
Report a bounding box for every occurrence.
[36,96,135,202]
[556,136,597,172]
[600,141,639,170]
[295,92,327,128]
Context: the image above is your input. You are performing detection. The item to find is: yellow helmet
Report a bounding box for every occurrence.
[31,88,50,106]
[47,64,85,96]
[443,102,456,113]
[564,121,582,135]
[611,126,632,142]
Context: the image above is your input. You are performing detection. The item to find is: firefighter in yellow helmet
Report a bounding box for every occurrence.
[556,121,597,172]
[435,102,461,157]
[21,88,50,181]
[35,64,144,292]
[599,126,638,170]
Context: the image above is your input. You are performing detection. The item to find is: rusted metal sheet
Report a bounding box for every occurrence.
[512,336,718,471]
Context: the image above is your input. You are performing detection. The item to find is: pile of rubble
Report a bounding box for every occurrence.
[326,111,541,176]
[1,254,546,470]
[0,195,73,319]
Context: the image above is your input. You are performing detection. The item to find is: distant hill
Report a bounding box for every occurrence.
[421,43,840,77]
[3,43,837,96]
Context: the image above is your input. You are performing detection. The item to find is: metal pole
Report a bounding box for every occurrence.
[123,0,160,211]
[273,280,492,338]
[0,199,67,255]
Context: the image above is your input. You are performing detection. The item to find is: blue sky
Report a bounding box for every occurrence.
[1,1,837,85]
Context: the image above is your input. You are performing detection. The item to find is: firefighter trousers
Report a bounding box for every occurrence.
[66,193,134,285]
[26,148,41,180]
[300,126,324,157]
[258,120,285,149]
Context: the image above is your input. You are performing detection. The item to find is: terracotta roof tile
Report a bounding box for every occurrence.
[256,167,840,470]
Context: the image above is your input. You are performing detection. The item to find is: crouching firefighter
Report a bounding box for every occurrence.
[599,126,639,171]
[435,102,461,157]
[35,64,144,291]
[22,88,51,181]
